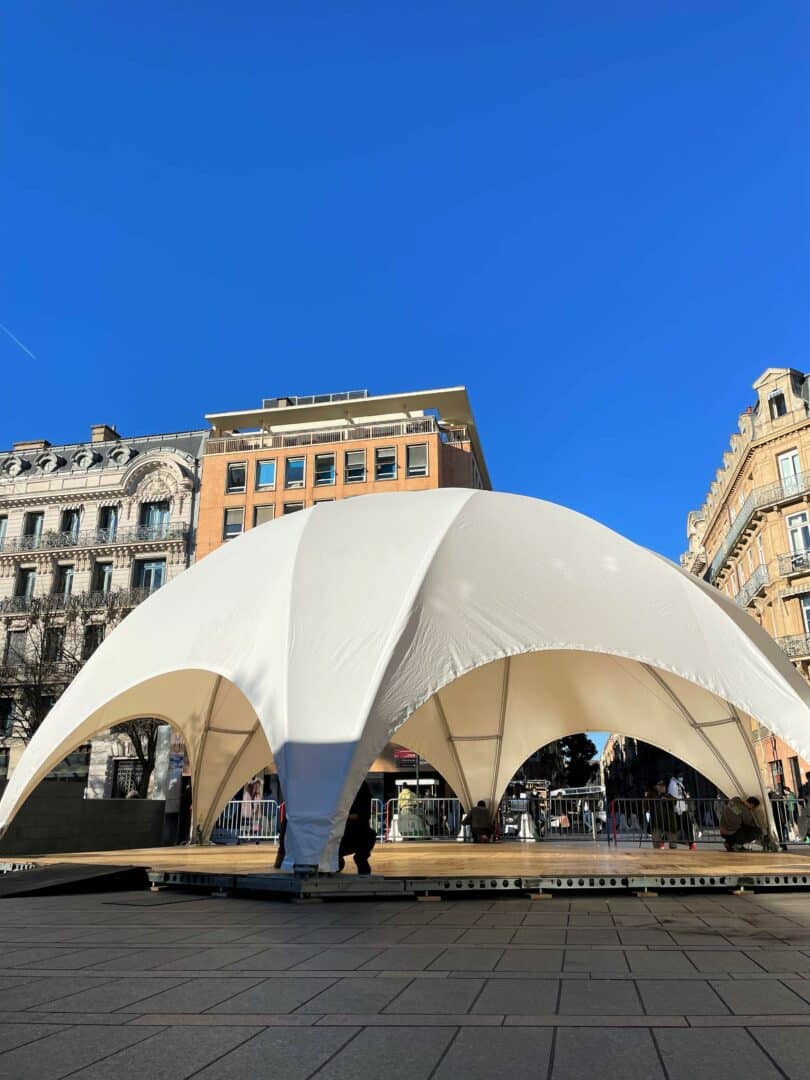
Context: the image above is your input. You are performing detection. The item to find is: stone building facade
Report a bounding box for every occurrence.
[0,424,206,796]
[681,367,810,793]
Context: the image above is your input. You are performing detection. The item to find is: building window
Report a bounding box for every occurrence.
[47,743,90,782]
[769,391,787,419]
[54,565,74,598]
[285,457,306,488]
[787,511,810,554]
[757,533,765,567]
[5,630,26,667]
[406,443,428,477]
[769,758,785,789]
[226,462,247,493]
[23,512,44,547]
[134,559,166,592]
[283,502,304,515]
[139,501,170,539]
[255,460,276,489]
[43,626,65,662]
[314,453,336,486]
[253,505,275,527]
[778,450,801,496]
[98,505,118,540]
[0,516,7,549]
[314,498,335,504]
[93,562,114,596]
[0,748,8,779]
[375,447,397,481]
[83,624,105,660]
[0,699,14,737]
[223,507,245,541]
[15,568,36,599]
[345,450,366,484]
[60,508,81,537]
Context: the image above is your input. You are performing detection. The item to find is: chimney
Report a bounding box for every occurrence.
[90,424,120,444]
[12,439,50,451]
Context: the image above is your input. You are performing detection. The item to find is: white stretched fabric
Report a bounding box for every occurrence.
[1,489,808,870]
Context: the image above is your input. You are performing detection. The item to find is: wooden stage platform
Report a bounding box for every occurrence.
[19,842,810,897]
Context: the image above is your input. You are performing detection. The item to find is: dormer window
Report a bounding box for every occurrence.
[769,390,787,419]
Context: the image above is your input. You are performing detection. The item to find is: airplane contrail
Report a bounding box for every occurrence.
[0,322,37,361]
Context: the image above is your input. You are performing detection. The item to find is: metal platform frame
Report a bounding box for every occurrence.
[149,867,810,898]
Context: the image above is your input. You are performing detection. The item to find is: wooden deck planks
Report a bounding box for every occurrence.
[21,842,810,879]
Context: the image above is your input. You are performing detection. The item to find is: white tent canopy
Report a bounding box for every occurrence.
[2,489,809,870]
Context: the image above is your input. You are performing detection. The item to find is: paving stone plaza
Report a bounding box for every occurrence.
[1,887,810,1078]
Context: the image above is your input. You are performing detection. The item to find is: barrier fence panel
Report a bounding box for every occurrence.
[607,796,810,847]
[385,797,462,841]
[212,799,280,843]
[371,798,384,841]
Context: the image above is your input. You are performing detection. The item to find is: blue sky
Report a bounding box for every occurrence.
[2,2,808,564]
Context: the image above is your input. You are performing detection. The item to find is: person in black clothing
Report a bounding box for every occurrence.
[338,780,376,875]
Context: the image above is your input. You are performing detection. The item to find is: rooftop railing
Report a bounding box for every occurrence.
[709,471,810,581]
[205,417,470,456]
[734,563,769,608]
[0,524,187,555]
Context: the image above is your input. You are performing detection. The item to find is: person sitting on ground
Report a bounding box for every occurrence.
[338,780,376,875]
[466,799,494,843]
[719,796,764,851]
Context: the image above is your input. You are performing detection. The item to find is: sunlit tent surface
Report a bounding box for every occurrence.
[2,489,809,870]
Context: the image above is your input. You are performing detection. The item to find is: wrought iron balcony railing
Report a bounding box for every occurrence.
[0,586,158,617]
[0,659,82,681]
[778,550,810,577]
[0,524,187,555]
[734,563,769,608]
[709,471,810,582]
[778,633,810,660]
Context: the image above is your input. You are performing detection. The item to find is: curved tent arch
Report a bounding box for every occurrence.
[0,489,808,872]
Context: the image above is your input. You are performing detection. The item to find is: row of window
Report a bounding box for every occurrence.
[0,502,170,547]
[11,558,167,601]
[222,500,326,540]
[225,444,429,494]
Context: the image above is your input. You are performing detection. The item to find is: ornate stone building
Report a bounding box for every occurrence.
[0,423,206,796]
[681,367,810,792]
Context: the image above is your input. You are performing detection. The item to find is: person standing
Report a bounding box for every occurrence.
[798,771,810,843]
[338,780,376,875]
[668,774,697,850]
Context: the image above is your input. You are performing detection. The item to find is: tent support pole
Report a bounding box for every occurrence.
[434,692,473,810]
[641,665,745,798]
[189,675,223,843]
[489,658,510,813]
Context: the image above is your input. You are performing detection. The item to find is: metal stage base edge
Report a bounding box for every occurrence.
[149,868,810,898]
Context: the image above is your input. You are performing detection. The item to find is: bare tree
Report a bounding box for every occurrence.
[0,607,83,742]
[110,718,164,797]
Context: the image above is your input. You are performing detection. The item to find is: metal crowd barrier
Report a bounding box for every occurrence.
[212,798,280,843]
[607,796,810,847]
[385,797,463,840]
